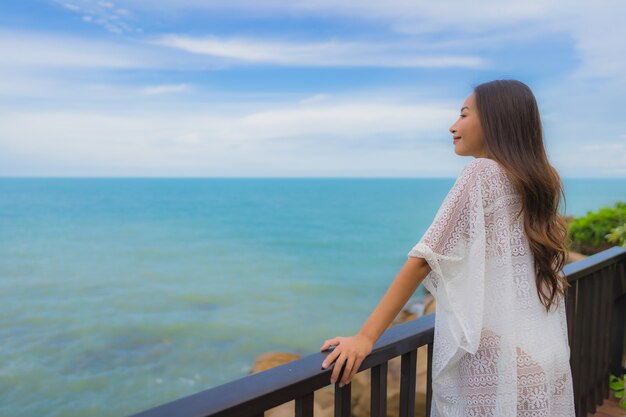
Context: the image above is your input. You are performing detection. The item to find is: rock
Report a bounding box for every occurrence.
[391,308,418,326]
[250,352,303,374]
[566,250,587,264]
[423,295,436,316]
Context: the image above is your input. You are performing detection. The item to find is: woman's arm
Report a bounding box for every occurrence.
[358,256,431,344]
[320,256,431,387]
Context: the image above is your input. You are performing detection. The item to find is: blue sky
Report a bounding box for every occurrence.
[0,0,625,177]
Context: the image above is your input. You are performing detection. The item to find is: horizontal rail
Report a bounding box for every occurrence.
[563,246,626,283]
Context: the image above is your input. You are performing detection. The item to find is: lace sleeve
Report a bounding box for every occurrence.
[407,158,490,354]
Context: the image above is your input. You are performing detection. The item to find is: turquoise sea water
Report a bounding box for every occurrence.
[1,177,625,417]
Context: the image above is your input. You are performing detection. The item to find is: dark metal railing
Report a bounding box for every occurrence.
[564,246,626,416]
[127,313,435,417]
[127,246,626,417]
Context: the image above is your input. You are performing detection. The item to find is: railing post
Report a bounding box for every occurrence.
[370,362,388,417]
[426,342,433,417]
[399,349,417,417]
[609,261,626,377]
[597,266,612,405]
[295,392,314,417]
[334,381,351,417]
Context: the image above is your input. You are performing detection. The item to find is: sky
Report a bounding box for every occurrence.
[0,0,625,177]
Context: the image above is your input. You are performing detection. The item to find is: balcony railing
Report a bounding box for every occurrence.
[127,246,626,417]
[565,246,626,416]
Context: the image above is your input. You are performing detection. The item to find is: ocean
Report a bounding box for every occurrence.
[1,177,625,416]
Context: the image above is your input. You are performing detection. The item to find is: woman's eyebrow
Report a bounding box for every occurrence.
[461,106,469,111]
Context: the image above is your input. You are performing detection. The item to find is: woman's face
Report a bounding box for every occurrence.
[449,92,489,158]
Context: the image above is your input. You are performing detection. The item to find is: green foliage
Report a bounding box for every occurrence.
[568,201,626,251]
[606,222,626,247]
[609,374,626,409]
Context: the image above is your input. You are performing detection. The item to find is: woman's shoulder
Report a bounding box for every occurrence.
[463,157,502,173]
[460,158,517,198]
[459,157,505,183]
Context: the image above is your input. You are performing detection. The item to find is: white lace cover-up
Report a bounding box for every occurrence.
[408,157,575,417]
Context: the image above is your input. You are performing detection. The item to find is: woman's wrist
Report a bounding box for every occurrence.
[357,329,377,346]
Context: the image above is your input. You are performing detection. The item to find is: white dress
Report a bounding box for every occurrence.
[407,157,576,417]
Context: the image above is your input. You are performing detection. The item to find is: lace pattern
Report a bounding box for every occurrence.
[408,158,575,416]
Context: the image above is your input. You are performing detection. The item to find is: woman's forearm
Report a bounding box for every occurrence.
[357,257,431,345]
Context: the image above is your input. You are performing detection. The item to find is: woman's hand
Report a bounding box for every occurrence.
[319,333,374,387]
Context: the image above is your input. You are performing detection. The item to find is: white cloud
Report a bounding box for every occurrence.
[141,84,189,95]
[0,99,460,176]
[300,94,329,104]
[173,133,201,145]
[4,0,624,177]
[0,29,224,71]
[565,3,626,82]
[82,0,625,81]
[1,83,625,177]
[551,144,626,177]
[0,29,149,69]
[0,71,137,100]
[241,102,451,137]
[0,29,487,71]
[62,2,81,11]
[53,0,140,34]
[580,142,626,152]
[154,34,488,68]
[46,0,626,78]
[96,0,558,24]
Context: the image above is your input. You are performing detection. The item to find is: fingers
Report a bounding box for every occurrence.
[321,351,363,386]
[320,336,366,387]
[321,337,341,369]
[330,352,347,384]
[339,355,356,387]
[320,337,339,351]
[322,348,341,369]
[348,357,364,383]
[321,344,340,369]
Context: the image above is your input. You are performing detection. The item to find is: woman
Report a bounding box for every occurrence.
[319,79,576,416]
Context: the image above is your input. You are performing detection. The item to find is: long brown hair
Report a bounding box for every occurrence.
[473,79,570,313]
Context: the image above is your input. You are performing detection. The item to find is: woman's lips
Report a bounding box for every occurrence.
[453,137,461,143]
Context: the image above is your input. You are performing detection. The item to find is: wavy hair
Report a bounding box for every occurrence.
[473,79,570,313]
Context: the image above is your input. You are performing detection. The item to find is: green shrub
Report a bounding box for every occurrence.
[609,373,626,409]
[606,222,626,247]
[568,201,626,254]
